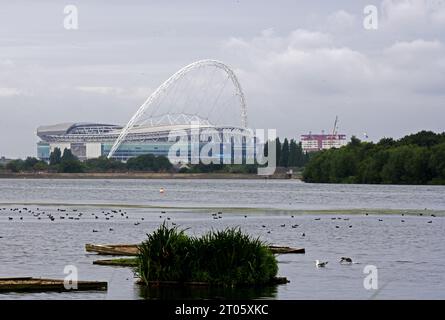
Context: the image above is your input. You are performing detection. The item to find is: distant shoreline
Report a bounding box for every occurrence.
[0,172,301,180]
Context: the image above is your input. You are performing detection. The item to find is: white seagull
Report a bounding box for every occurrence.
[315,260,328,268]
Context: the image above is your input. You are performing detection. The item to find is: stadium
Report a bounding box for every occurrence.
[36,60,254,163]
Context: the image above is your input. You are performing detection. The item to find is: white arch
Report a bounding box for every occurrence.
[107,59,247,159]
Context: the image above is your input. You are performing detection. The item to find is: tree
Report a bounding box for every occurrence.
[49,148,62,165]
[33,161,48,172]
[126,154,172,172]
[61,148,76,162]
[275,138,281,167]
[6,160,23,173]
[288,139,298,167]
[302,130,445,185]
[24,157,39,171]
[280,138,289,167]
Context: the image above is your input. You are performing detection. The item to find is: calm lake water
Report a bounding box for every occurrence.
[0,179,444,300]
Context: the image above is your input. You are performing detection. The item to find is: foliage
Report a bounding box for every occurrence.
[136,223,278,287]
[49,147,62,165]
[4,157,48,173]
[126,154,172,172]
[280,138,289,167]
[84,156,126,173]
[303,131,445,185]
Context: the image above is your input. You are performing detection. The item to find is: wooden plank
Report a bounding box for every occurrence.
[136,277,289,287]
[0,277,107,293]
[93,258,137,267]
[85,243,305,256]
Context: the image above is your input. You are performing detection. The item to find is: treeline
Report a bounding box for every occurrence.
[268,138,310,168]
[303,130,445,185]
[178,138,310,173]
[2,148,172,173]
[1,137,309,174]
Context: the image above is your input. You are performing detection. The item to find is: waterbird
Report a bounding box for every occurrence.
[401,220,405,222]
[159,187,165,193]
[314,218,321,221]
[302,233,305,237]
[109,228,114,231]
[427,221,432,224]
[340,257,353,264]
[93,229,98,233]
[378,219,383,222]
[280,224,286,227]
[335,226,340,228]
[315,260,328,268]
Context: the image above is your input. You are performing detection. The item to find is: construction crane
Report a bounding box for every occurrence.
[332,115,339,137]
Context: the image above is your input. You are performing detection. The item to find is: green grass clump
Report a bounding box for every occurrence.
[136,223,278,287]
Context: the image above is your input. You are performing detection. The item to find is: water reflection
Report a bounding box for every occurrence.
[138,283,278,300]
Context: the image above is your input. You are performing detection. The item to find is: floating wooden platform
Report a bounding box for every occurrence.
[86,243,139,256]
[86,243,305,256]
[93,258,138,267]
[268,246,305,254]
[0,277,107,293]
[136,277,289,287]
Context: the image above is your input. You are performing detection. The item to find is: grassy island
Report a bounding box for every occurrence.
[136,223,279,287]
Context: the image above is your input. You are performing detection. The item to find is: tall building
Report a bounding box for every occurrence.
[300,133,347,153]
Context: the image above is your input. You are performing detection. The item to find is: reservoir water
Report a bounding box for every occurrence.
[0,179,444,299]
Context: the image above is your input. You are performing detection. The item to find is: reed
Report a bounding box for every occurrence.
[136,223,278,287]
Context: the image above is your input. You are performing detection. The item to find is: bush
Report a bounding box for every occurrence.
[136,223,278,287]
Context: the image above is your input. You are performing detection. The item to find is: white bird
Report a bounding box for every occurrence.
[315,260,328,268]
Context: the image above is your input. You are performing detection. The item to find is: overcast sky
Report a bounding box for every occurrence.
[1,0,444,158]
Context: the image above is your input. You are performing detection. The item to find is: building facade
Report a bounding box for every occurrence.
[37,122,254,163]
[300,133,347,153]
